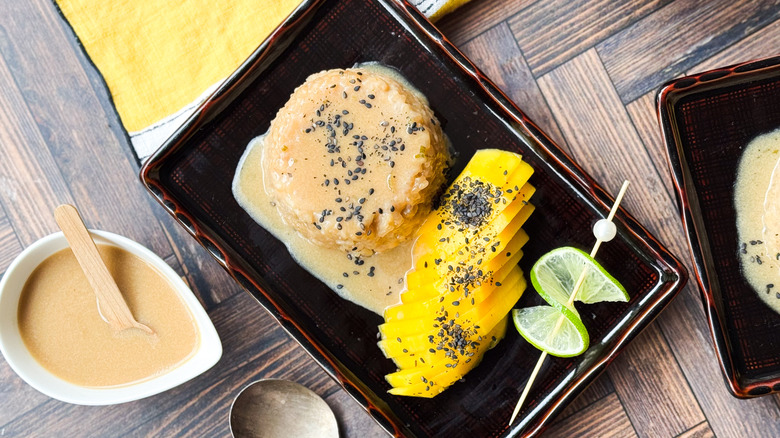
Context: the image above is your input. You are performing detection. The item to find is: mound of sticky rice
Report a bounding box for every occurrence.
[262,67,449,255]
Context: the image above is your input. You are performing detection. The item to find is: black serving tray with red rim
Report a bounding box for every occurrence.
[141,0,687,435]
[658,55,780,398]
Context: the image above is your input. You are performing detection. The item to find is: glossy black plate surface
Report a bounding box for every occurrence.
[142,0,687,435]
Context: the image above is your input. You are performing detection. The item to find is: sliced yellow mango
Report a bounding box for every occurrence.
[412,166,534,264]
[378,269,525,358]
[385,259,525,326]
[401,224,531,304]
[379,149,535,397]
[386,316,508,397]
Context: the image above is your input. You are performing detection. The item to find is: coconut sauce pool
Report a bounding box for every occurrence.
[734,128,780,315]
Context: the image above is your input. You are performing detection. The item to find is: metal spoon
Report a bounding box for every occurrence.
[229,379,338,438]
[54,204,153,334]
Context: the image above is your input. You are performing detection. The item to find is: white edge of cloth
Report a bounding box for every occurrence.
[131,79,223,161]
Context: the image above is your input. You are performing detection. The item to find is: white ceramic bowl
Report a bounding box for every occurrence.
[0,230,222,405]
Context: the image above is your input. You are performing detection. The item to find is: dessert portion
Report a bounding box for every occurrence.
[262,67,449,256]
[236,69,538,397]
[734,128,780,315]
[377,149,535,397]
[234,66,450,314]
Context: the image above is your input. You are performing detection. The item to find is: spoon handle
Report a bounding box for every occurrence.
[54,204,152,334]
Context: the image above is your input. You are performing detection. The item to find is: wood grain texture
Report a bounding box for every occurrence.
[625,92,674,197]
[553,373,615,422]
[690,18,780,74]
[1,291,383,437]
[624,84,780,438]
[0,51,73,245]
[0,213,22,274]
[159,216,242,308]
[607,324,704,438]
[677,422,715,438]
[536,49,680,237]
[597,0,780,103]
[459,22,568,151]
[1,0,780,437]
[542,393,637,438]
[1,0,172,256]
[508,0,672,77]
[436,0,532,46]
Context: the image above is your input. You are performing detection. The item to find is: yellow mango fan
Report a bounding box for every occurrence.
[378,149,535,397]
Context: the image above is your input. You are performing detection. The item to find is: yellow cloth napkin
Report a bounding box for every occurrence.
[55,0,469,159]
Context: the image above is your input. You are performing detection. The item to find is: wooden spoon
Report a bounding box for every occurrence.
[54,204,154,334]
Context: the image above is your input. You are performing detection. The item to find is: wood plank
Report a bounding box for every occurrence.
[536,49,680,233]
[0,212,23,274]
[0,356,49,427]
[677,421,715,438]
[435,0,533,46]
[535,45,699,436]
[542,393,636,438]
[325,386,386,438]
[625,92,675,197]
[159,217,241,308]
[508,0,671,77]
[608,324,705,437]
[690,17,780,73]
[0,0,171,255]
[554,373,615,422]
[0,48,73,245]
[597,0,780,104]
[625,49,780,438]
[459,22,567,152]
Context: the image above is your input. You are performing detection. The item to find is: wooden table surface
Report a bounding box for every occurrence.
[1,0,780,436]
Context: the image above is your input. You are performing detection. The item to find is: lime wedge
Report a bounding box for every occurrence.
[512,307,588,357]
[531,246,629,305]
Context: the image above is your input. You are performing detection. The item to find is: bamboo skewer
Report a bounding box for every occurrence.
[508,180,630,426]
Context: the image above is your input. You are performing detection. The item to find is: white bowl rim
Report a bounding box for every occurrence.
[0,230,222,405]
